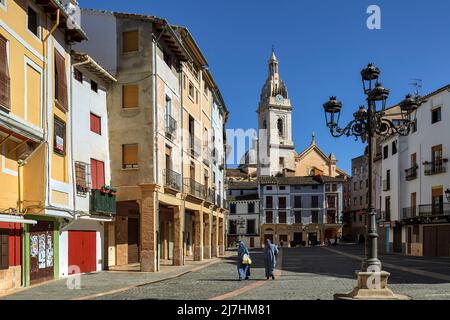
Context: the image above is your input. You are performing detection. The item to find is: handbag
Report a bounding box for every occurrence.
[242,253,252,265]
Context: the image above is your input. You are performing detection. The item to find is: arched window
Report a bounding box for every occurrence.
[277,118,284,136]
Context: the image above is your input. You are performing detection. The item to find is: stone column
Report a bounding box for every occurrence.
[139,184,158,272]
[213,215,219,257]
[203,212,212,259]
[194,210,204,261]
[219,217,225,256]
[173,206,184,266]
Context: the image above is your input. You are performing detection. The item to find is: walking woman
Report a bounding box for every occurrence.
[264,239,279,280]
[237,240,251,281]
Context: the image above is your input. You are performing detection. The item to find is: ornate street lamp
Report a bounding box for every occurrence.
[323,63,419,300]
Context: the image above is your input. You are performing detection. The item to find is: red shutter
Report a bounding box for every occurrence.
[90,113,101,135]
[90,159,105,190]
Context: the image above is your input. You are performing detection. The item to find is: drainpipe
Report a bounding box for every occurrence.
[42,9,60,207]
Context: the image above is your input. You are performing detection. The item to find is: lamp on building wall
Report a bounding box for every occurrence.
[445,189,450,202]
[322,63,419,300]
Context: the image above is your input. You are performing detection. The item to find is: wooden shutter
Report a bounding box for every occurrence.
[0,230,9,270]
[122,85,139,108]
[432,186,443,197]
[75,162,87,189]
[90,113,101,135]
[123,30,139,53]
[123,144,138,168]
[0,35,10,110]
[90,159,105,189]
[54,50,68,111]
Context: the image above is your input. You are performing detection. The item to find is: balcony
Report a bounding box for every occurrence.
[183,177,205,199]
[216,194,222,208]
[206,188,215,203]
[163,168,181,191]
[405,166,418,181]
[189,136,201,158]
[424,159,448,176]
[202,145,212,165]
[165,114,177,139]
[382,180,390,191]
[402,206,418,219]
[376,210,390,221]
[418,203,450,217]
[90,189,116,216]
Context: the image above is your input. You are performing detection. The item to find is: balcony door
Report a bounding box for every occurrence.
[91,159,105,190]
[432,145,443,170]
[432,186,443,215]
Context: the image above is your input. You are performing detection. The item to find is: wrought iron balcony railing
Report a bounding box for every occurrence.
[424,159,448,176]
[405,166,418,181]
[163,168,181,191]
[183,177,205,199]
[202,145,212,165]
[165,114,177,138]
[189,136,201,158]
[418,203,450,217]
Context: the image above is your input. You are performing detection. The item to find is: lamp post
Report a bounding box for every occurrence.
[323,63,419,300]
[445,189,450,202]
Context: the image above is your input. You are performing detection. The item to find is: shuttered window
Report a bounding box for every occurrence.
[122,144,138,169]
[54,50,68,111]
[122,85,139,108]
[0,35,10,110]
[53,116,66,155]
[123,30,139,53]
[91,159,105,190]
[90,113,101,135]
[0,229,8,270]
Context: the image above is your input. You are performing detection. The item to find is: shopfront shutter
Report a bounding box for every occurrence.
[0,35,10,110]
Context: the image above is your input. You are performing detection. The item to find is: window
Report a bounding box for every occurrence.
[279,185,286,190]
[240,190,243,196]
[0,229,8,270]
[278,197,286,209]
[383,145,389,159]
[359,181,363,189]
[266,211,273,223]
[386,170,391,190]
[366,179,369,188]
[392,141,397,155]
[246,220,256,234]
[294,196,302,208]
[278,212,287,224]
[279,157,285,168]
[311,196,319,208]
[74,69,83,83]
[188,81,194,99]
[325,184,331,192]
[411,119,417,133]
[123,85,139,108]
[385,196,391,220]
[123,30,139,53]
[294,212,302,224]
[277,118,284,136]
[248,202,255,213]
[266,186,273,191]
[431,107,441,124]
[360,196,363,205]
[54,50,68,111]
[90,80,98,93]
[27,6,39,37]
[266,196,273,208]
[90,113,101,135]
[332,184,337,192]
[53,117,66,155]
[91,159,105,190]
[75,161,89,193]
[122,144,138,169]
[353,197,357,205]
[312,184,318,190]
[0,35,10,110]
[311,210,319,223]
[230,203,236,214]
[432,187,443,215]
[354,182,357,191]
[229,220,237,235]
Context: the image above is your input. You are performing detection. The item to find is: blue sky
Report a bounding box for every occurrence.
[79,0,450,173]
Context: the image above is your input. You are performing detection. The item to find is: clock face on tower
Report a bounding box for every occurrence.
[275,94,284,105]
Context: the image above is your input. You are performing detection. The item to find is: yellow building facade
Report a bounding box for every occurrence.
[0,0,85,291]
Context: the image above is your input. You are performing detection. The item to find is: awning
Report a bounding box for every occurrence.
[0,214,37,225]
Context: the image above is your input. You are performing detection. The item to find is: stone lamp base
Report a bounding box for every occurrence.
[334,271,411,300]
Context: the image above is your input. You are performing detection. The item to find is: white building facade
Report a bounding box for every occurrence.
[378,85,450,257]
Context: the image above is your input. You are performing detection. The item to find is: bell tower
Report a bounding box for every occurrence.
[257,50,295,176]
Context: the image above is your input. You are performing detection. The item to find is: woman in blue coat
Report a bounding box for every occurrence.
[237,240,250,280]
[264,239,279,280]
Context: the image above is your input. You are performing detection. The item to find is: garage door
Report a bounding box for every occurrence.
[423,226,450,257]
[68,231,97,274]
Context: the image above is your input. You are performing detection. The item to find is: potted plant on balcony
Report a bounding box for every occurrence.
[100,185,110,194]
[108,187,117,197]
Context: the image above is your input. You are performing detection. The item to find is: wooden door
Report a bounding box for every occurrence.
[423,226,437,257]
[68,231,97,274]
[393,226,402,253]
[128,217,140,264]
[437,226,450,257]
[29,221,54,285]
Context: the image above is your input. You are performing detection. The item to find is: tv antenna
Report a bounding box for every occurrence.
[409,79,422,97]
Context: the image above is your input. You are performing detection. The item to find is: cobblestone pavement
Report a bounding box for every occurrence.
[3,245,450,300]
[97,245,450,300]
